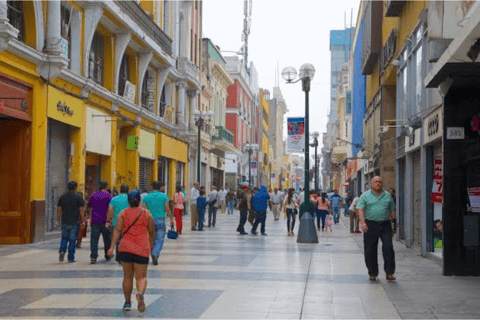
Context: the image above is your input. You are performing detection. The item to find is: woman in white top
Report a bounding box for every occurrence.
[283,188,298,236]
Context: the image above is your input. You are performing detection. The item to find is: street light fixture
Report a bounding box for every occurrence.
[310,131,320,193]
[244,142,258,188]
[282,63,318,244]
[194,110,214,184]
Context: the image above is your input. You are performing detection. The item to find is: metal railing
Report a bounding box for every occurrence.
[213,126,234,144]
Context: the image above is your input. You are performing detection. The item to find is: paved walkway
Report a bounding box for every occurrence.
[1,211,480,319]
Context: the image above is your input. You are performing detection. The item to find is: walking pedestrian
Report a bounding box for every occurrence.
[190,182,200,230]
[88,180,113,264]
[357,176,397,281]
[107,190,155,313]
[283,188,298,236]
[325,211,333,232]
[226,189,236,215]
[270,188,283,221]
[218,186,228,214]
[236,186,249,234]
[196,191,207,231]
[140,188,149,205]
[142,182,174,266]
[349,196,360,233]
[173,185,184,234]
[330,189,342,224]
[314,192,330,232]
[207,186,219,227]
[107,184,130,263]
[248,187,258,226]
[182,185,187,216]
[57,181,86,263]
[344,191,353,217]
[76,191,87,248]
[251,186,270,236]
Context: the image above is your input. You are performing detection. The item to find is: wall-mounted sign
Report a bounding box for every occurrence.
[405,129,421,152]
[86,107,112,156]
[59,37,69,60]
[127,135,139,151]
[57,101,74,116]
[431,158,443,203]
[446,127,465,140]
[424,106,443,144]
[123,81,136,104]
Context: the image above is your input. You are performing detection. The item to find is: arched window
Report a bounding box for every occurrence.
[118,54,129,96]
[7,1,24,42]
[89,32,104,85]
[159,84,167,117]
[141,72,149,109]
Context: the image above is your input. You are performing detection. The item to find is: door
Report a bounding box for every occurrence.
[45,119,70,233]
[413,151,421,247]
[139,158,154,191]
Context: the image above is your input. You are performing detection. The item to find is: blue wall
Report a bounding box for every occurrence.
[352,21,366,156]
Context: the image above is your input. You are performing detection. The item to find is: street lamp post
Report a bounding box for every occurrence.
[282,63,318,244]
[194,110,214,184]
[310,131,319,193]
[244,142,258,187]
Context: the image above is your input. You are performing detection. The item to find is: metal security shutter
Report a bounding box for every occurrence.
[413,151,421,247]
[45,119,70,232]
[139,158,153,191]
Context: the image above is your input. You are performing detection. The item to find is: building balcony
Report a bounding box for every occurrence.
[114,1,172,56]
[331,140,348,163]
[177,57,198,80]
[212,126,236,152]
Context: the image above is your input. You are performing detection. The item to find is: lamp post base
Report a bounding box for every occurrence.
[297,202,319,243]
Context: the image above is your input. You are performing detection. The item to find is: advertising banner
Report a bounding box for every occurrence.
[287,117,305,153]
[430,158,443,203]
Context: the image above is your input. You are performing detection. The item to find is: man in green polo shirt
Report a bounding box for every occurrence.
[357,176,396,282]
[142,181,174,266]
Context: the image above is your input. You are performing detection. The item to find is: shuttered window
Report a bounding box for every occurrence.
[139,158,153,191]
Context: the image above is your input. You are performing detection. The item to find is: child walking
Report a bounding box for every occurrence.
[325,211,333,232]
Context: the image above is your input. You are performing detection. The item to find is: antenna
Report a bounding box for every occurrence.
[242,0,252,71]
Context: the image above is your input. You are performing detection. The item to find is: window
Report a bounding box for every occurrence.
[61,6,71,65]
[89,32,104,85]
[159,84,167,117]
[176,162,184,186]
[7,1,23,42]
[141,72,149,109]
[118,54,129,96]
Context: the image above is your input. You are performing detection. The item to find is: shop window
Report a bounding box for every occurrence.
[176,162,184,186]
[118,54,129,96]
[7,1,24,42]
[159,84,167,117]
[141,72,149,109]
[89,32,104,85]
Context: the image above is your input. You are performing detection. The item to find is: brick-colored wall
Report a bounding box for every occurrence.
[227,82,239,107]
[226,114,238,147]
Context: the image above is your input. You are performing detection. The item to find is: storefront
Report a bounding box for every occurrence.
[404,128,421,249]
[45,86,84,234]
[138,129,155,191]
[0,73,33,244]
[157,133,188,198]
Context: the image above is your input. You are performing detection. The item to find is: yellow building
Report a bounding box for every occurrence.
[259,89,272,188]
[0,1,201,244]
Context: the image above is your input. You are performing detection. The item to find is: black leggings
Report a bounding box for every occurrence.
[286,208,296,232]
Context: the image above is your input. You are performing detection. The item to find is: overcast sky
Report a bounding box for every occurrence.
[203,0,360,156]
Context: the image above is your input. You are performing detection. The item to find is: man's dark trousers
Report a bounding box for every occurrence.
[237,208,248,232]
[208,205,217,227]
[364,220,395,276]
[90,223,112,260]
[252,211,266,234]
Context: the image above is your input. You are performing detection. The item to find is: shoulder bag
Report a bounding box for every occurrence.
[122,209,144,236]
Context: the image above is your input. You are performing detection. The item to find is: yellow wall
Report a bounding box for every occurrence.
[158,133,188,163]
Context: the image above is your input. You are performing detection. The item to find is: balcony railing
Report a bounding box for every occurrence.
[177,57,198,79]
[213,126,234,144]
[114,1,172,55]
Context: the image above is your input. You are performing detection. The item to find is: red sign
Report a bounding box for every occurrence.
[431,158,443,203]
[346,159,358,180]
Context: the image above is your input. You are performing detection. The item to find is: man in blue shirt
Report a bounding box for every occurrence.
[330,189,342,224]
[251,186,271,236]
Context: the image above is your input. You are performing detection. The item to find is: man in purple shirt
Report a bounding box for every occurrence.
[87,180,113,264]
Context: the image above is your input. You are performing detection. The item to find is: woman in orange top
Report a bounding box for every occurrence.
[108,190,155,313]
[314,192,330,232]
[173,185,184,234]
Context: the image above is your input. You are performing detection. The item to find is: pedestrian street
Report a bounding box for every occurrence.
[1,212,480,320]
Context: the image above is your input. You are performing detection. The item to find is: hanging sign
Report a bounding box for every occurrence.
[430,158,443,203]
[287,117,305,153]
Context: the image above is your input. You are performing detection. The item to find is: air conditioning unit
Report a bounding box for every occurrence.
[378,125,390,136]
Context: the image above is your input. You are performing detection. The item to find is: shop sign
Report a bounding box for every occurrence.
[446,127,465,140]
[48,86,83,127]
[405,128,421,152]
[431,158,443,203]
[86,107,112,156]
[57,101,74,116]
[424,107,443,144]
[139,129,156,160]
[346,159,358,180]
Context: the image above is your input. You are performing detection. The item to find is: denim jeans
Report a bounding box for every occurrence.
[208,205,217,227]
[59,224,79,261]
[197,209,205,230]
[90,223,112,260]
[227,201,235,215]
[332,206,341,223]
[252,211,266,234]
[151,218,166,258]
[315,209,328,230]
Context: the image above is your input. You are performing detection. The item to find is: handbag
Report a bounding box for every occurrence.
[167,225,178,239]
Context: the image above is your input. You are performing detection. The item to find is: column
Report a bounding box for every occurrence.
[176,81,186,125]
[168,160,176,199]
[0,0,7,21]
[70,126,86,195]
[188,90,198,129]
[44,0,62,55]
